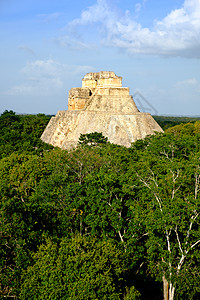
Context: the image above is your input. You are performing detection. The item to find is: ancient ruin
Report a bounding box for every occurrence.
[41,71,163,149]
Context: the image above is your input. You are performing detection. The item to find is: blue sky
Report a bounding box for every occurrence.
[0,0,200,115]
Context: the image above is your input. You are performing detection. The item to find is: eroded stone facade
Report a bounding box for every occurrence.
[41,71,163,149]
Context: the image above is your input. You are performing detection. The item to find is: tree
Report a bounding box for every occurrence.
[0,111,52,158]
[20,235,140,299]
[133,133,200,300]
[78,132,108,146]
[0,152,55,297]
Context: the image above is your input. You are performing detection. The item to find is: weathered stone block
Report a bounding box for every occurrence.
[68,87,91,99]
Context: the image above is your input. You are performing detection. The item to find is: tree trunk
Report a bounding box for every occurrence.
[162,277,175,300]
[169,284,175,300]
[163,276,168,300]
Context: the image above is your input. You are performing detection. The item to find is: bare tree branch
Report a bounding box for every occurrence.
[175,225,183,255]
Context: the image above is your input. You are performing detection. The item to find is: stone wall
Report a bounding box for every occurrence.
[68,88,92,110]
[82,71,122,88]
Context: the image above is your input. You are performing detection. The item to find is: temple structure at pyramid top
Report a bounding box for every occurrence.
[41,71,163,149]
[82,71,122,87]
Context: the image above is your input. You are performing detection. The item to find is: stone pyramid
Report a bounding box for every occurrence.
[41,71,163,149]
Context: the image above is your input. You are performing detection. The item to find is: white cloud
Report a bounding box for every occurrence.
[135,3,142,14]
[66,0,200,58]
[72,65,95,75]
[69,0,110,27]
[6,85,33,96]
[5,59,63,96]
[176,78,199,86]
[175,77,200,94]
[5,59,93,96]
[22,59,93,81]
[18,45,36,56]
[55,36,96,51]
[135,0,147,14]
[20,59,64,95]
[22,59,63,79]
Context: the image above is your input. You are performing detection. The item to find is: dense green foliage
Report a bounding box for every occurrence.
[0,110,52,158]
[20,236,133,300]
[153,115,200,130]
[165,120,200,136]
[0,111,199,299]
